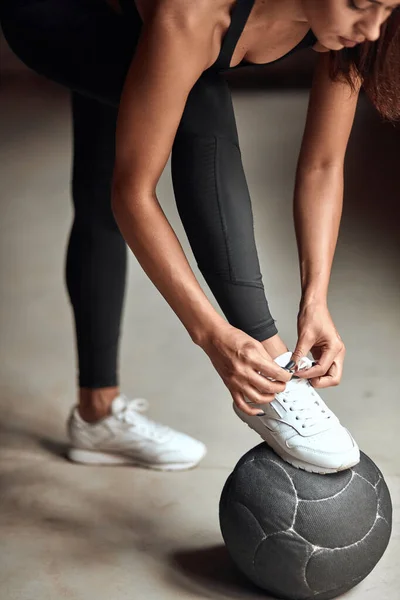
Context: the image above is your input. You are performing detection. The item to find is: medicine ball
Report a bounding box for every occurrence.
[219,443,392,600]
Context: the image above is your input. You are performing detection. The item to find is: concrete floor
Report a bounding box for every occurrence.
[0,73,399,600]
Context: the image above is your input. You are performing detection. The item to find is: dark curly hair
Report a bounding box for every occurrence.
[329,8,400,122]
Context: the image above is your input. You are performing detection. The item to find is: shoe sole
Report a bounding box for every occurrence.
[67,447,206,471]
[233,403,360,475]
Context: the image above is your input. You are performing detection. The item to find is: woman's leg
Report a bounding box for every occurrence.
[172,72,287,357]
[66,92,127,420]
[0,0,141,418]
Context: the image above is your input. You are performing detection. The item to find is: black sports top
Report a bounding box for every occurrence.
[210,0,317,73]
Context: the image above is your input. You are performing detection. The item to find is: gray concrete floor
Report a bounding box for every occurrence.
[0,74,399,599]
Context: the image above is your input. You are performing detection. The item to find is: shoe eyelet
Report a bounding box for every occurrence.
[302,425,306,428]
[296,416,299,420]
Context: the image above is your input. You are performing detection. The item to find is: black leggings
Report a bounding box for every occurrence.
[0,0,278,388]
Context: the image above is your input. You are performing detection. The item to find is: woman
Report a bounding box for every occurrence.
[1,0,399,474]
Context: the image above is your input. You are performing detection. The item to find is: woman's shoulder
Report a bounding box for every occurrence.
[133,0,234,25]
[133,0,234,71]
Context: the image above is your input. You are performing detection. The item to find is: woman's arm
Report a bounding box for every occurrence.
[112,1,292,408]
[294,51,362,306]
[113,0,290,415]
[112,4,229,346]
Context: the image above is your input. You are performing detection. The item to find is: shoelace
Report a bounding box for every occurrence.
[116,395,173,442]
[275,378,332,429]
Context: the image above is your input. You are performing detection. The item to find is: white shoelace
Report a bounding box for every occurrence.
[275,378,332,429]
[275,357,332,429]
[116,395,173,442]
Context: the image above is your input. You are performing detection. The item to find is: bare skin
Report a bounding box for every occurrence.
[79,387,120,422]
[82,0,398,421]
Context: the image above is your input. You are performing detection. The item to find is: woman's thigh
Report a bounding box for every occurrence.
[0,0,142,106]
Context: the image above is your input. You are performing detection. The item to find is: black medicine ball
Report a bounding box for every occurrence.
[219,443,392,600]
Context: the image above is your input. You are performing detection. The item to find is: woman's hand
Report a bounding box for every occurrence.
[200,324,292,416]
[291,301,345,388]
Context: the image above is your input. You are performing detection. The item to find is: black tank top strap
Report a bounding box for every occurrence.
[211,0,256,72]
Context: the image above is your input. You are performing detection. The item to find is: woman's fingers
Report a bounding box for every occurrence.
[231,369,286,416]
[200,324,292,416]
[254,370,288,394]
[296,344,344,379]
[310,356,344,389]
[231,392,269,416]
[255,362,292,384]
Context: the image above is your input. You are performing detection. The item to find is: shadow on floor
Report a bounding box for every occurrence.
[0,421,69,460]
[169,544,271,599]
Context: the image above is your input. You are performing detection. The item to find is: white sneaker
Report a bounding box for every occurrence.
[67,394,207,471]
[233,351,360,474]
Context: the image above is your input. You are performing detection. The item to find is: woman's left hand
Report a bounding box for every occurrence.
[291,302,345,389]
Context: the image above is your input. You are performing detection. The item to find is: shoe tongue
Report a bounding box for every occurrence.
[111,395,128,416]
[273,351,293,368]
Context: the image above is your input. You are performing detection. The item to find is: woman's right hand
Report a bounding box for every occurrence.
[200,323,292,416]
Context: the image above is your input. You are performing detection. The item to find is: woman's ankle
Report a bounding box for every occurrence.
[78,386,120,423]
[261,335,289,360]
